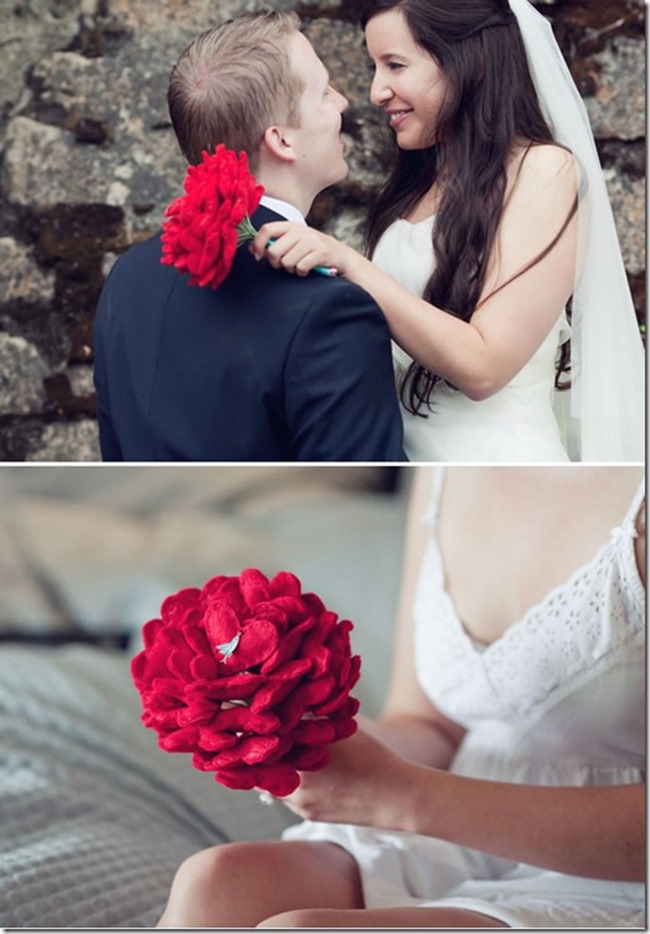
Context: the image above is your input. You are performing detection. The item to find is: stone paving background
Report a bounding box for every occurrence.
[0,0,644,460]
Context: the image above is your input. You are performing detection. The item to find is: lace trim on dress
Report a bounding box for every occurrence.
[421,469,645,652]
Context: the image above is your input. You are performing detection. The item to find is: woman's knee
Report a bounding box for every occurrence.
[160,839,363,928]
[161,841,274,923]
[172,842,233,891]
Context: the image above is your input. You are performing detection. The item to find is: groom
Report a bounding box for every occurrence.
[93,10,405,462]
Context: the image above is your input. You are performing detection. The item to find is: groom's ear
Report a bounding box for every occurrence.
[261,125,297,164]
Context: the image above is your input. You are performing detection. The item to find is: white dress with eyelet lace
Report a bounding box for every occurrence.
[371,217,572,462]
[283,470,646,928]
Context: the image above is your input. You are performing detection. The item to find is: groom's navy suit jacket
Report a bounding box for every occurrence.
[93,206,406,461]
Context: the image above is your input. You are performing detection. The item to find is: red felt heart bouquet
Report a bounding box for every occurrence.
[131,568,361,796]
[160,145,264,289]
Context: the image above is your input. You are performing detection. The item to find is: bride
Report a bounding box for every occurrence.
[252,0,645,463]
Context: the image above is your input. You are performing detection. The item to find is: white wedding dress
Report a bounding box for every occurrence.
[372,217,572,463]
[284,470,645,927]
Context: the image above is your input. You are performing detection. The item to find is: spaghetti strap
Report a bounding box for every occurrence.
[420,467,446,525]
[621,478,646,535]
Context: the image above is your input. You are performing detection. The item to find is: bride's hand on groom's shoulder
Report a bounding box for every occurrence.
[251,221,351,277]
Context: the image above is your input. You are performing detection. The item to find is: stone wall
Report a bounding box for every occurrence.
[0,0,644,461]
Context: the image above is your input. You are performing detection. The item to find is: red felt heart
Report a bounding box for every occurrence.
[203,599,280,672]
[203,600,240,646]
[219,627,279,673]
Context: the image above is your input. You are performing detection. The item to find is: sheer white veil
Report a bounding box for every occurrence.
[509,0,645,461]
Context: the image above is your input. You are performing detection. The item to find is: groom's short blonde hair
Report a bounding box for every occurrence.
[168,10,303,170]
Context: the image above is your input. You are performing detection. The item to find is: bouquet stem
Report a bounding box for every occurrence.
[237,216,337,278]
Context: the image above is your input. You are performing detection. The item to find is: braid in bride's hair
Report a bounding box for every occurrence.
[361,0,575,415]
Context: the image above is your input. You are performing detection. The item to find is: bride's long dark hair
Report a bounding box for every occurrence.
[360,0,576,415]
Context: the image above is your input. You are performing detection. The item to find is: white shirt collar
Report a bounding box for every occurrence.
[259,194,306,225]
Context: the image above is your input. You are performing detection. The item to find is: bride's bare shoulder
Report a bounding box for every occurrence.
[509,141,577,186]
[502,141,578,221]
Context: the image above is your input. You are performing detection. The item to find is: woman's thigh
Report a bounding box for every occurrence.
[257,905,509,928]
[157,840,363,927]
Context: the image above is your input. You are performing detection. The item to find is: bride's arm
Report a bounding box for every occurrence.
[253,146,577,401]
[288,730,645,882]
[359,466,466,769]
